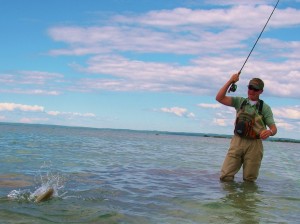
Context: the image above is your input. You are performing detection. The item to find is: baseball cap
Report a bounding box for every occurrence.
[249,78,264,90]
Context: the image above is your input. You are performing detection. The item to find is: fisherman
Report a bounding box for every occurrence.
[216,73,277,182]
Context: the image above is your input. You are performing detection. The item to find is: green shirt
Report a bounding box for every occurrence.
[232,97,275,127]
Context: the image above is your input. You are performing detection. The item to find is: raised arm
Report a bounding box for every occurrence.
[216,73,240,106]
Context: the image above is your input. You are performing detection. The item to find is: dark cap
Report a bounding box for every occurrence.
[249,78,264,90]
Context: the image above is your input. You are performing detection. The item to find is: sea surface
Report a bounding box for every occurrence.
[0,122,299,224]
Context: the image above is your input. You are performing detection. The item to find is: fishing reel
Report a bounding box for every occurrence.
[228,83,237,93]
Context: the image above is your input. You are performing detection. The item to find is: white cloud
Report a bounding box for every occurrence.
[213,118,228,127]
[198,103,222,109]
[1,2,299,139]
[187,112,196,118]
[0,89,60,95]
[0,70,64,86]
[48,6,300,57]
[160,107,187,117]
[275,118,296,131]
[0,103,44,112]
[0,102,96,126]
[273,106,300,119]
[115,5,300,29]
[159,107,195,118]
[0,103,96,118]
[71,54,214,94]
[205,0,270,5]
[70,54,300,97]
[43,5,300,98]
[29,90,60,95]
[47,111,60,116]
[212,106,236,127]
[18,71,64,84]
[20,117,49,123]
[47,111,96,118]
[0,70,64,95]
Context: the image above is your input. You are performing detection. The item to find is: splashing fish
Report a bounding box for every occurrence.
[32,187,54,203]
[7,168,65,203]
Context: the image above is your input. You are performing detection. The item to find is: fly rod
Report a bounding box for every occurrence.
[228,0,280,93]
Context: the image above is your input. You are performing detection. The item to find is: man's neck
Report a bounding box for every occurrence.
[248,98,258,106]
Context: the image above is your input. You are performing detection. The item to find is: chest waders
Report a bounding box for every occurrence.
[234,99,264,139]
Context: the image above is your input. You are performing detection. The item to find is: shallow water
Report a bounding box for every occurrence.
[0,123,299,223]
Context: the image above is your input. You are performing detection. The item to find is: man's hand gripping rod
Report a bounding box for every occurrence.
[228,0,280,93]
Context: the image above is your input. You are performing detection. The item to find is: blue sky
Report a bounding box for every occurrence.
[1,0,300,139]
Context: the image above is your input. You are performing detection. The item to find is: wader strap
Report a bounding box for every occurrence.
[240,99,264,115]
[258,100,264,115]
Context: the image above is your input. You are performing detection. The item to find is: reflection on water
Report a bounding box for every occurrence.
[220,181,261,224]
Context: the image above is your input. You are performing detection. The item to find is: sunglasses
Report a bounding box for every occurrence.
[248,85,260,92]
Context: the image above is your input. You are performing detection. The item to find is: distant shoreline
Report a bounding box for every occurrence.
[1,121,299,144]
[154,131,300,143]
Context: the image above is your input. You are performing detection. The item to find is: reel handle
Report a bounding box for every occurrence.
[228,83,237,93]
[228,71,240,93]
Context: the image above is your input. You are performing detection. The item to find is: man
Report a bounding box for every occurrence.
[216,73,277,182]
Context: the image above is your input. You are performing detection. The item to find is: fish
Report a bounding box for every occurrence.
[34,188,54,203]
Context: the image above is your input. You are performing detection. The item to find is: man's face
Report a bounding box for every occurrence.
[247,85,263,101]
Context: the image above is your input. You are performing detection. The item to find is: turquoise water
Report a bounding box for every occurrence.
[0,123,299,223]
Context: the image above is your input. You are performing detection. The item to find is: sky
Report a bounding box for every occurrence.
[1,0,300,139]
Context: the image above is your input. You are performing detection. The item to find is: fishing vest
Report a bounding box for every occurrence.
[234,99,266,139]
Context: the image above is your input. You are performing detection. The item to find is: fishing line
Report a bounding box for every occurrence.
[228,0,280,93]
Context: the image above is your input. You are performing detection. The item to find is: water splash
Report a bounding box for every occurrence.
[7,189,32,201]
[7,162,66,202]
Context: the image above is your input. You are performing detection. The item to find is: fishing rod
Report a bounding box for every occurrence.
[228,0,280,93]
